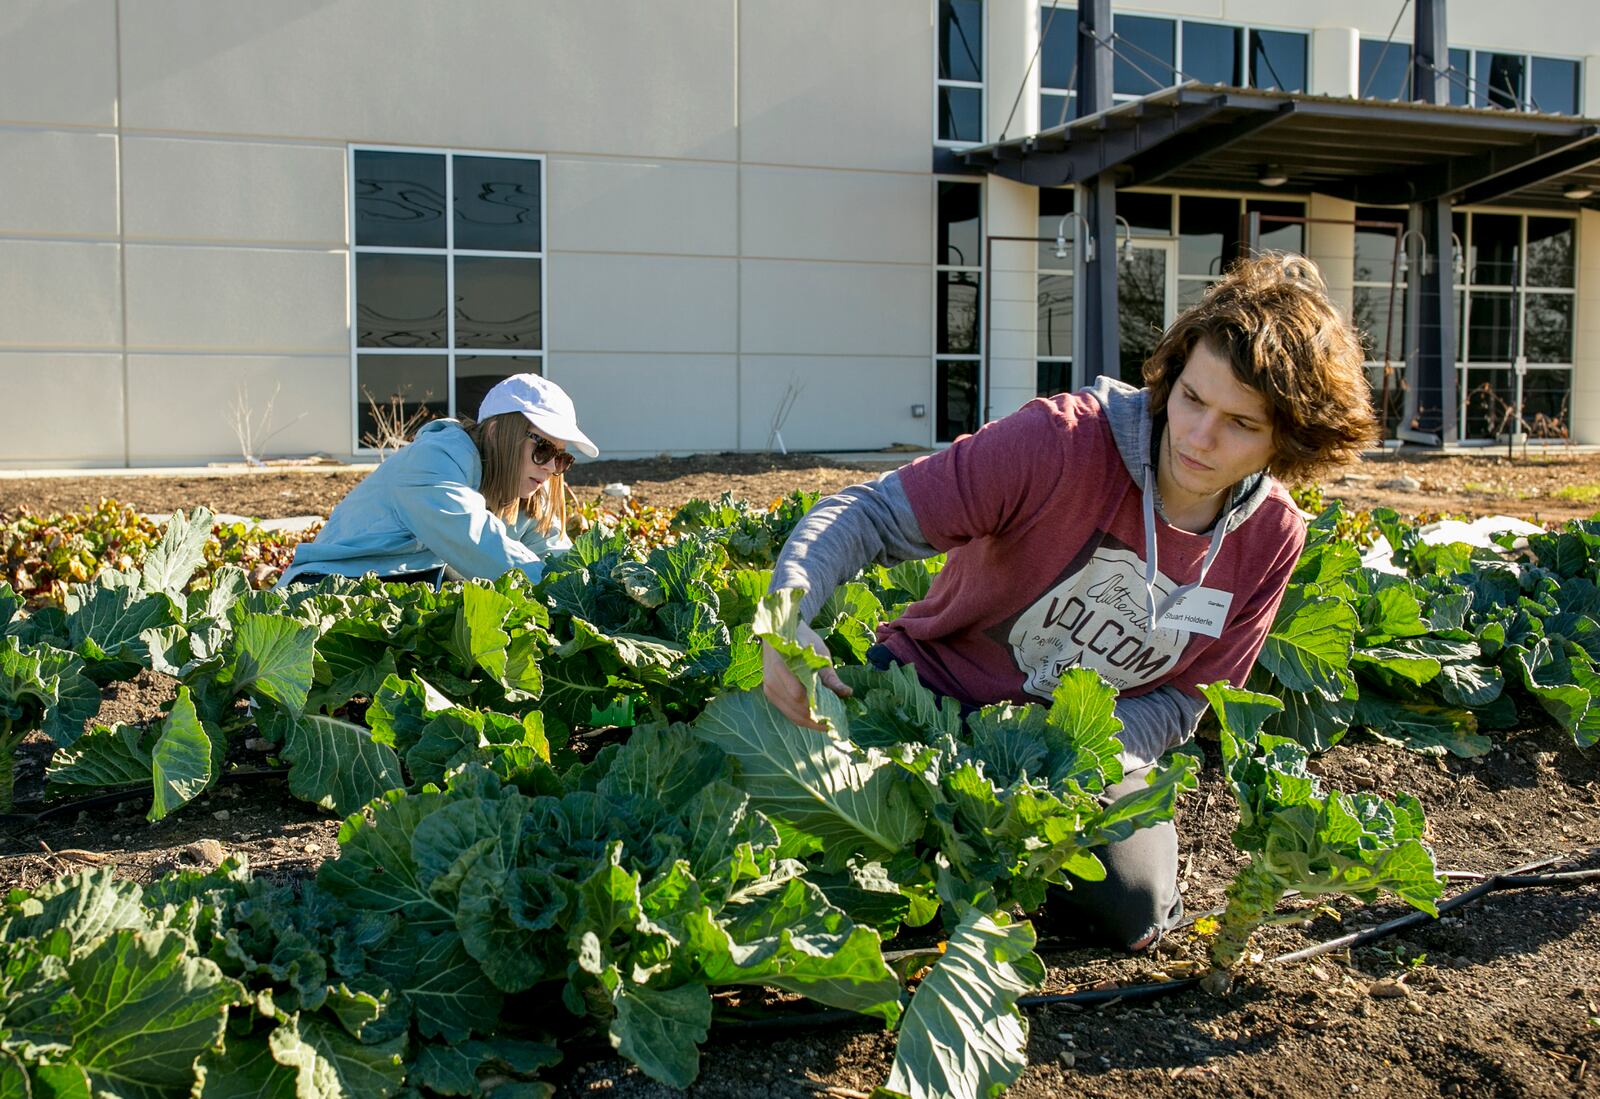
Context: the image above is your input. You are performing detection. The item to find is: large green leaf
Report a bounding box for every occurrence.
[609,981,712,1090]
[684,890,901,1022]
[408,1038,560,1096]
[265,1014,406,1099]
[64,584,177,681]
[33,647,98,750]
[879,906,1042,1099]
[318,791,455,932]
[44,724,152,797]
[221,615,317,715]
[140,508,215,595]
[692,689,920,868]
[193,1036,298,1099]
[367,927,503,1042]
[65,929,246,1099]
[2,867,145,946]
[1354,695,1491,758]
[1257,587,1358,699]
[268,712,405,816]
[148,686,217,821]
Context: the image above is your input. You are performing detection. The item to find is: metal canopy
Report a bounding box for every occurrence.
[960,84,1600,209]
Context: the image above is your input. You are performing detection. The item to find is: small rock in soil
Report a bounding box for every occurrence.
[179,839,226,868]
[1369,978,1410,999]
[245,738,276,752]
[1375,476,1422,491]
[212,810,230,821]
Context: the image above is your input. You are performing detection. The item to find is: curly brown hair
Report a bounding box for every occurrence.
[1142,253,1378,484]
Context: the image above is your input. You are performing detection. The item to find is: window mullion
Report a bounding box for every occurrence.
[445,152,456,417]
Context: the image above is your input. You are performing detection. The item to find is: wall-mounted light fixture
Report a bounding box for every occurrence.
[1054,211,1096,261]
[1397,228,1431,277]
[1114,215,1135,261]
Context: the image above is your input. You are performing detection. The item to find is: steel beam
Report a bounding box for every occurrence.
[1123,102,1296,187]
[1455,135,1600,205]
[1326,131,1600,205]
[1400,198,1458,445]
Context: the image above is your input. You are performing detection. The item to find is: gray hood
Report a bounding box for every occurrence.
[1085,376,1276,535]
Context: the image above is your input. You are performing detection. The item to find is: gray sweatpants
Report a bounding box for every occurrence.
[1048,767,1183,951]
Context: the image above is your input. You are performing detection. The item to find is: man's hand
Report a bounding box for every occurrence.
[760,622,852,731]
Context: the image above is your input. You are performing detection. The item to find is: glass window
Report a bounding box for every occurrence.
[939,86,983,144]
[1183,22,1242,86]
[1179,196,1239,276]
[1118,192,1173,235]
[453,156,541,252]
[937,360,980,441]
[1037,362,1072,398]
[356,254,447,348]
[353,151,446,249]
[1249,200,1305,255]
[1524,294,1574,362]
[1526,217,1575,288]
[1249,30,1307,92]
[351,148,545,451]
[454,257,541,350]
[1038,188,1075,271]
[1466,291,1518,361]
[1040,5,1077,89]
[1038,273,1074,357]
[1040,92,1079,127]
[938,272,981,355]
[1354,287,1405,362]
[1354,208,1406,285]
[1359,39,1411,100]
[357,354,448,445]
[1470,214,1521,285]
[1447,48,1471,107]
[1476,52,1525,109]
[1366,365,1408,437]
[1113,14,1176,96]
[455,355,540,420]
[939,0,983,83]
[938,181,982,268]
[1465,367,1570,438]
[1531,57,1580,116]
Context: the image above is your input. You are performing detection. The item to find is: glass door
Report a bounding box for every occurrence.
[1117,239,1177,385]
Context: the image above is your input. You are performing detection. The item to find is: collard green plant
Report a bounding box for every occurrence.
[1202,682,1443,979]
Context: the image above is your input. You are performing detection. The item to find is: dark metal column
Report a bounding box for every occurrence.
[1076,0,1120,382]
[1403,0,1458,444]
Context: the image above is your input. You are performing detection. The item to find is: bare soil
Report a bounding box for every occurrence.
[1,451,1598,1098]
[3,446,1599,530]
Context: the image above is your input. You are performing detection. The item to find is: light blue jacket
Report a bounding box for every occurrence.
[279,419,570,586]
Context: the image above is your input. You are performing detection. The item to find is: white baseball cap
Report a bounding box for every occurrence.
[478,373,599,458]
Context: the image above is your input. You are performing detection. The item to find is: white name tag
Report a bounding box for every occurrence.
[1156,586,1234,638]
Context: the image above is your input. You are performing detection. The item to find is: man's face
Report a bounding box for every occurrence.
[1160,339,1276,505]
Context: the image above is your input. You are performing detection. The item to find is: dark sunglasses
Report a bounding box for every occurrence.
[526,430,575,474]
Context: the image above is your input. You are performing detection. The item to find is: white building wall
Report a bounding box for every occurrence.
[1571,211,1600,443]
[3,1,1600,464]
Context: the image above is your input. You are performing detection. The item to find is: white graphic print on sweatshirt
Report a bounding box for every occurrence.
[1005,542,1188,700]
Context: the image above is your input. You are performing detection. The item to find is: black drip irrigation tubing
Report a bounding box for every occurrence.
[709,846,1600,1035]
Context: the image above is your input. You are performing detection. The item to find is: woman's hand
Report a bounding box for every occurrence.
[760,622,852,731]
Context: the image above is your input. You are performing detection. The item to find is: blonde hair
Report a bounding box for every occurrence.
[461,414,566,536]
[1142,253,1379,484]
